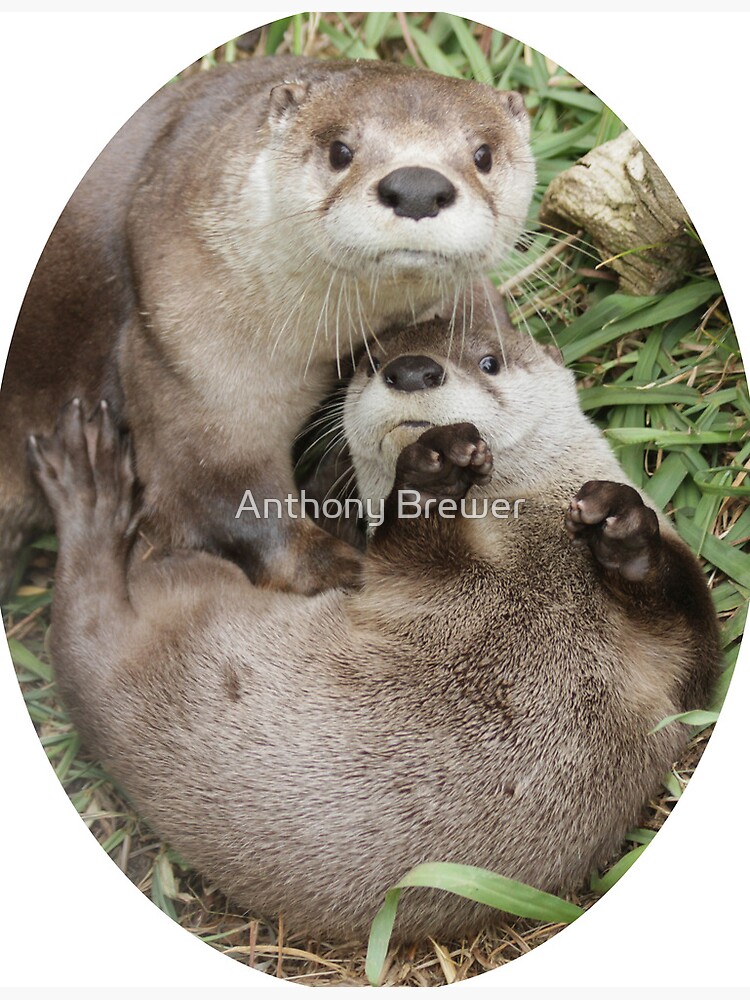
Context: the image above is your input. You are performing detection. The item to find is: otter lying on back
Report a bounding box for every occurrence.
[28,315,719,942]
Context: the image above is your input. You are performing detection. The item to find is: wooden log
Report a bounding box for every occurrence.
[539,130,700,295]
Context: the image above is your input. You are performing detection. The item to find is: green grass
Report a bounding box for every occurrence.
[366,862,584,985]
[4,11,747,988]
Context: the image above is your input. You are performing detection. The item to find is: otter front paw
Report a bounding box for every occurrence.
[395,422,493,501]
[565,480,659,582]
[28,398,136,544]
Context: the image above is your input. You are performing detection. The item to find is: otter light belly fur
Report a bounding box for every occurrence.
[0,55,535,597]
[28,310,719,943]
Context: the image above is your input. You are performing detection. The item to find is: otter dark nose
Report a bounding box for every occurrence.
[381,355,445,392]
[377,167,456,220]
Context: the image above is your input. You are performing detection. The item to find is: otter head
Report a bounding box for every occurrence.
[264,60,535,289]
[343,306,588,515]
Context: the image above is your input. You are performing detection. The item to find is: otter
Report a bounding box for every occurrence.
[0,55,535,596]
[27,312,719,943]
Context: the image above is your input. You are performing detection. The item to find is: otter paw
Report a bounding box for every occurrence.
[292,530,364,595]
[396,422,493,500]
[565,480,659,582]
[28,398,136,540]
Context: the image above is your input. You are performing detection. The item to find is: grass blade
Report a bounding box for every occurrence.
[560,281,720,363]
[406,24,462,77]
[590,845,647,893]
[578,384,701,410]
[365,861,583,985]
[264,17,292,54]
[692,466,750,497]
[445,15,493,83]
[604,427,746,447]
[663,772,684,799]
[30,533,58,551]
[625,828,657,845]
[539,87,604,114]
[675,513,750,587]
[317,19,377,60]
[651,709,720,733]
[363,11,393,49]
[365,887,402,986]
[7,637,53,683]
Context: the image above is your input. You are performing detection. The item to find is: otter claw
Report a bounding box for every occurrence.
[29,399,137,540]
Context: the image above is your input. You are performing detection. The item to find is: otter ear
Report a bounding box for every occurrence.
[501,91,527,120]
[499,91,530,135]
[268,80,309,123]
[542,341,564,365]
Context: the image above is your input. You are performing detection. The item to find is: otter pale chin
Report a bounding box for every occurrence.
[27,310,719,944]
[0,55,535,596]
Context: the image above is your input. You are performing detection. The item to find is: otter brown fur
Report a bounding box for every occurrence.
[0,55,534,596]
[27,313,719,942]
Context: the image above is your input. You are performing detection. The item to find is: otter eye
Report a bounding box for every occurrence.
[474,144,492,173]
[329,141,354,171]
[479,355,500,375]
[366,356,381,377]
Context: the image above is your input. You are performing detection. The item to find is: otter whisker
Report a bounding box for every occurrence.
[445,283,460,366]
[303,268,338,380]
[299,428,349,482]
[505,287,541,359]
[341,278,359,375]
[353,283,382,373]
[321,460,359,507]
[497,231,581,297]
[293,402,347,448]
[478,276,508,370]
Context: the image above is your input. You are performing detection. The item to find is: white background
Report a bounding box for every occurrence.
[0,5,748,997]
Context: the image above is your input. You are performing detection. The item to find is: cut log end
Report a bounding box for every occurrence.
[539,130,701,296]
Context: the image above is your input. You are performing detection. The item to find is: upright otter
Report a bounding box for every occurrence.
[27,313,719,942]
[0,55,535,595]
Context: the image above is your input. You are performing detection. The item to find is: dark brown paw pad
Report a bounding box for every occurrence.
[565,480,659,582]
[396,422,493,500]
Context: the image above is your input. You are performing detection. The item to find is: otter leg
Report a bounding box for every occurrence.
[223,504,364,596]
[565,479,720,709]
[26,398,265,757]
